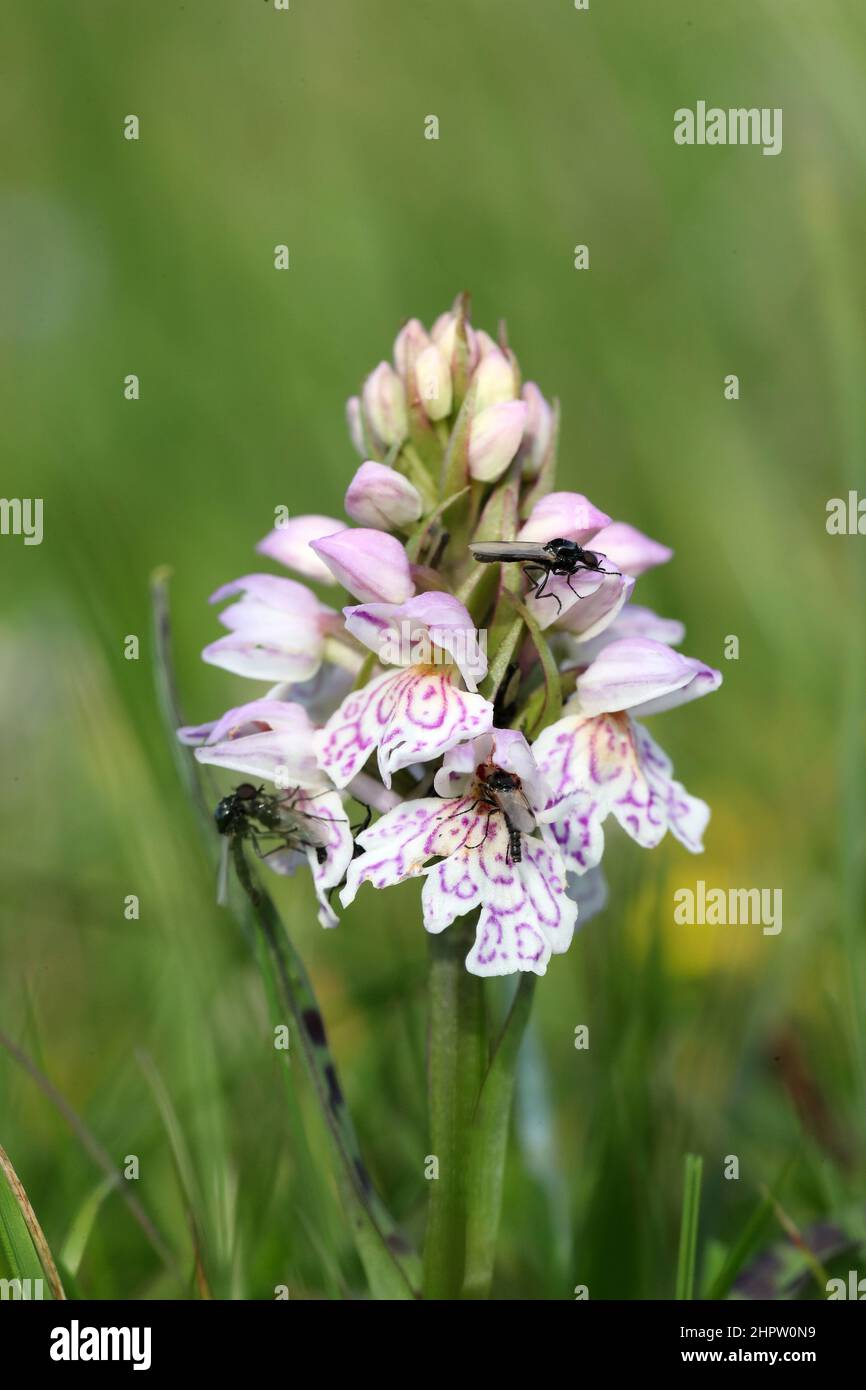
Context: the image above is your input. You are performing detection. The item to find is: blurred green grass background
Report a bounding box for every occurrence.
[1,0,865,1298]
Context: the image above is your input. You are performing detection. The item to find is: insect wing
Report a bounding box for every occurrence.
[469,541,552,565]
[216,837,231,907]
[492,785,536,834]
[275,803,333,851]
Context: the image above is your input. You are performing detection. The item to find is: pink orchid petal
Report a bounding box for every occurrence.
[518,491,612,545]
[589,522,672,576]
[310,528,415,603]
[203,574,333,682]
[574,638,720,717]
[188,698,324,788]
[248,787,353,928]
[525,566,606,628]
[209,572,328,616]
[533,711,710,866]
[343,591,487,691]
[265,664,356,726]
[570,604,685,665]
[256,515,344,584]
[341,794,576,977]
[432,728,551,816]
[543,573,634,637]
[316,666,494,789]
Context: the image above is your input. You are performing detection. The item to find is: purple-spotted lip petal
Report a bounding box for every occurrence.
[315,664,494,789]
[256,515,344,584]
[310,528,415,603]
[339,789,577,977]
[343,590,487,690]
[588,522,672,576]
[518,491,612,546]
[574,638,722,717]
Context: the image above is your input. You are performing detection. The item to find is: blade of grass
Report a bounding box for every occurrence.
[0,1141,65,1300]
[59,1176,114,1280]
[136,1049,213,1298]
[0,1029,178,1278]
[675,1153,703,1300]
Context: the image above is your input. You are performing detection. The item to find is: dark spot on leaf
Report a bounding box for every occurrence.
[303,1009,327,1046]
[325,1064,343,1109]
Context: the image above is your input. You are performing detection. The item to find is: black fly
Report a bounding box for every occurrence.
[469,538,620,614]
[476,762,536,864]
[214,782,329,864]
[214,782,336,904]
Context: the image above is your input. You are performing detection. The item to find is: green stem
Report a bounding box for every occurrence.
[423,918,486,1299]
[462,975,536,1299]
[675,1153,703,1300]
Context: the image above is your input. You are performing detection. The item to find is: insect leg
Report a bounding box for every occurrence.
[522,563,543,596]
[462,804,496,852]
[351,802,373,835]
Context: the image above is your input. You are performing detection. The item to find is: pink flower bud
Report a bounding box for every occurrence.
[257,513,344,583]
[393,318,431,380]
[344,461,423,531]
[467,400,529,482]
[473,347,518,412]
[432,310,480,374]
[415,343,453,421]
[310,527,415,603]
[346,396,366,456]
[474,328,498,359]
[518,382,554,479]
[362,362,408,448]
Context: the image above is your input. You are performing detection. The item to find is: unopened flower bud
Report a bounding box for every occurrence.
[362,362,408,448]
[310,527,415,603]
[415,343,453,421]
[518,382,554,478]
[432,310,479,375]
[393,318,431,381]
[473,347,518,412]
[344,461,424,531]
[467,400,529,482]
[346,396,366,456]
